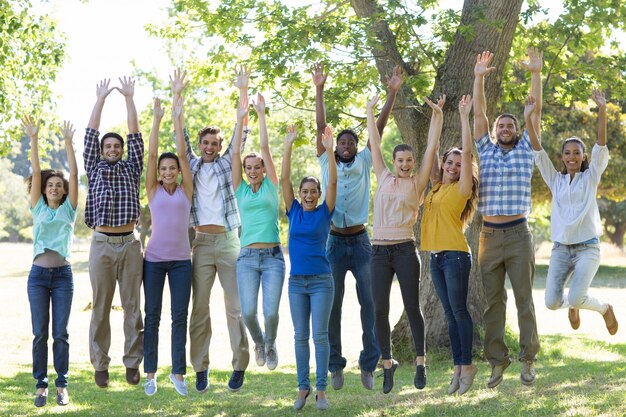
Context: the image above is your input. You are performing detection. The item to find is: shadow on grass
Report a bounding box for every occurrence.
[2,334,625,417]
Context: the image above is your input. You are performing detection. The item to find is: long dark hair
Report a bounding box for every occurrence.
[26,169,69,206]
[440,147,479,229]
[560,137,589,174]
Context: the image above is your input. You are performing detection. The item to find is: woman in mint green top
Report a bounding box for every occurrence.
[231,89,285,371]
[23,117,78,407]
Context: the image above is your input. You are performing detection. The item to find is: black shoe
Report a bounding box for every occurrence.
[94,370,109,388]
[34,391,47,407]
[196,370,209,393]
[414,364,426,389]
[228,370,245,392]
[382,360,398,394]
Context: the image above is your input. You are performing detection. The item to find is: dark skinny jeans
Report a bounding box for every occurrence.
[371,241,425,360]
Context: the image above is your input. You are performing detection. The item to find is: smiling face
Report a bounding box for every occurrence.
[101,137,124,163]
[158,157,180,185]
[335,132,358,162]
[198,133,223,163]
[393,150,415,178]
[442,152,462,183]
[45,176,67,206]
[494,115,518,149]
[298,178,321,211]
[561,140,586,175]
[243,155,265,187]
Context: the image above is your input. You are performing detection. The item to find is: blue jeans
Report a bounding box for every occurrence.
[430,251,473,365]
[237,246,286,345]
[27,265,74,389]
[326,231,379,372]
[288,275,334,391]
[371,242,425,359]
[143,260,192,375]
[544,242,606,313]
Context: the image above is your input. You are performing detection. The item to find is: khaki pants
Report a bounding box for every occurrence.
[88,232,144,371]
[189,231,250,372]
[479,221,540,366]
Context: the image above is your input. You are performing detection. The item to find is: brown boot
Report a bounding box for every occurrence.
[602,304,618,335]
[94,370,109,388]
[568,307,580,330]
[126,367,140,385]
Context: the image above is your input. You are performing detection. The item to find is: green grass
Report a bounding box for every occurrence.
[3,334,626,417]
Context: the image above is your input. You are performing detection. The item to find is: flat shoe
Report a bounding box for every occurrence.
[293,387,311,410]
[603,304,618,335]
[458,365,478,395]
[568,307,580,330]
[56,389,69,406]
[34,391,47,407]
[315,393,329,410]
[448,375,460,395]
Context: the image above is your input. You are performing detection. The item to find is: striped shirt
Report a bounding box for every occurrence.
[184,126,249,231]
[83,128,143,229]
[476,130,534,217]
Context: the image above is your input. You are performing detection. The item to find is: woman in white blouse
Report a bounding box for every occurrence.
[524,90,617,335]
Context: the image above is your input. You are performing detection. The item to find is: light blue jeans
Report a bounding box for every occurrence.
[544,242,607,313]
[236,246,286,346]
[288,274,334,391]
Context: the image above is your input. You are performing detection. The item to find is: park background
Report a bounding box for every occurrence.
[1,0,625,416]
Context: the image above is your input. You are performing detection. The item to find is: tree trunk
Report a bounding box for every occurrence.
[351,0,524,360]
[598,197,626,251]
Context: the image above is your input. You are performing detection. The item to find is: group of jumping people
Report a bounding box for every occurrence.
[23,47,617,410]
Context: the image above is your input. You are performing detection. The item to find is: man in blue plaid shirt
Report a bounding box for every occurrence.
[185,69,251,394]
[84,77,144,389]
[473,48,543,389]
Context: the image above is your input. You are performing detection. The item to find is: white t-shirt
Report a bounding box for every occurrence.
[196,162,225,226]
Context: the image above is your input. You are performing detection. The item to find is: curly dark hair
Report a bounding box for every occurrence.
[26,169,69,206]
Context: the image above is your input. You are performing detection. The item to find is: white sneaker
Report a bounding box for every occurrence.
[144,377,157,396]
[254,343,266,366]
[266,344,278,370]
[170,374,188,396]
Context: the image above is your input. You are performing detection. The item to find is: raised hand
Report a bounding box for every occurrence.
[170,68,189,96]
[118,76,135,97]
[523,95,536,119]
[232,65,251,91]
[238,94,250,121]
[21,115,39,137]
[96,79,115,99]
[458,94,472,117]
[285,124,297,145]
[386,65,403,91]
[311,62,327,87]
[521,47,543,74]
[251,92,266,115]
[321,125,334,150]
[366,94,379,111]
[474,51,496,77]
[591,89,606,108]
[425,94,446,115]
[154,97,165,120]
[172,96,184,120]
[61,120,75,143]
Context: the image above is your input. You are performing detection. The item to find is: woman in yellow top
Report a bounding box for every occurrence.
[421,95,479,395]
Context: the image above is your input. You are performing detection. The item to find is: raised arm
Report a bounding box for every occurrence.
[231,94,249,192]
[521,47,543,134]
[312,62,328,156]
[592,89,607,146]
[457,95,474,196]
[61,121,78,209]
[22,116,41,208]
[146,98,165,201]
[369,65,402,149]
[173,96,194,202]
[281,125,297,209]
[253,93,278,185]
[87,79,115,130]
[233,65,250,127]
[523,96,542,151]
[415,95,445,197]
[473,51,495,140]
[366,95,386,178]
[118,76,139,134]
[322,125,337,211]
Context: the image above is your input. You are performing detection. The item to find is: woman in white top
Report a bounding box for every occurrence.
[525,90,617,335]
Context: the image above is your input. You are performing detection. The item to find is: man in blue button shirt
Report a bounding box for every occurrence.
[313,63,402,390]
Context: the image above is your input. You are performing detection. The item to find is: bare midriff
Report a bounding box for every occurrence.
[483,213,525,224]
[330,224,365,234]
[246,242,280,248]
[96,221,136,234]
[196,224,226,234]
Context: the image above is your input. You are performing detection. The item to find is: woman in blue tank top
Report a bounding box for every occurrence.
[23,116,78,407]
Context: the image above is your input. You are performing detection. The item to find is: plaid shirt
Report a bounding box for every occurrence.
[184,126,249,231]
[476,130,534,217]
[83,128,143,229]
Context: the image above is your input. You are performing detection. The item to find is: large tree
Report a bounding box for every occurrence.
[0,0,66,156]
[151,0,625,357]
